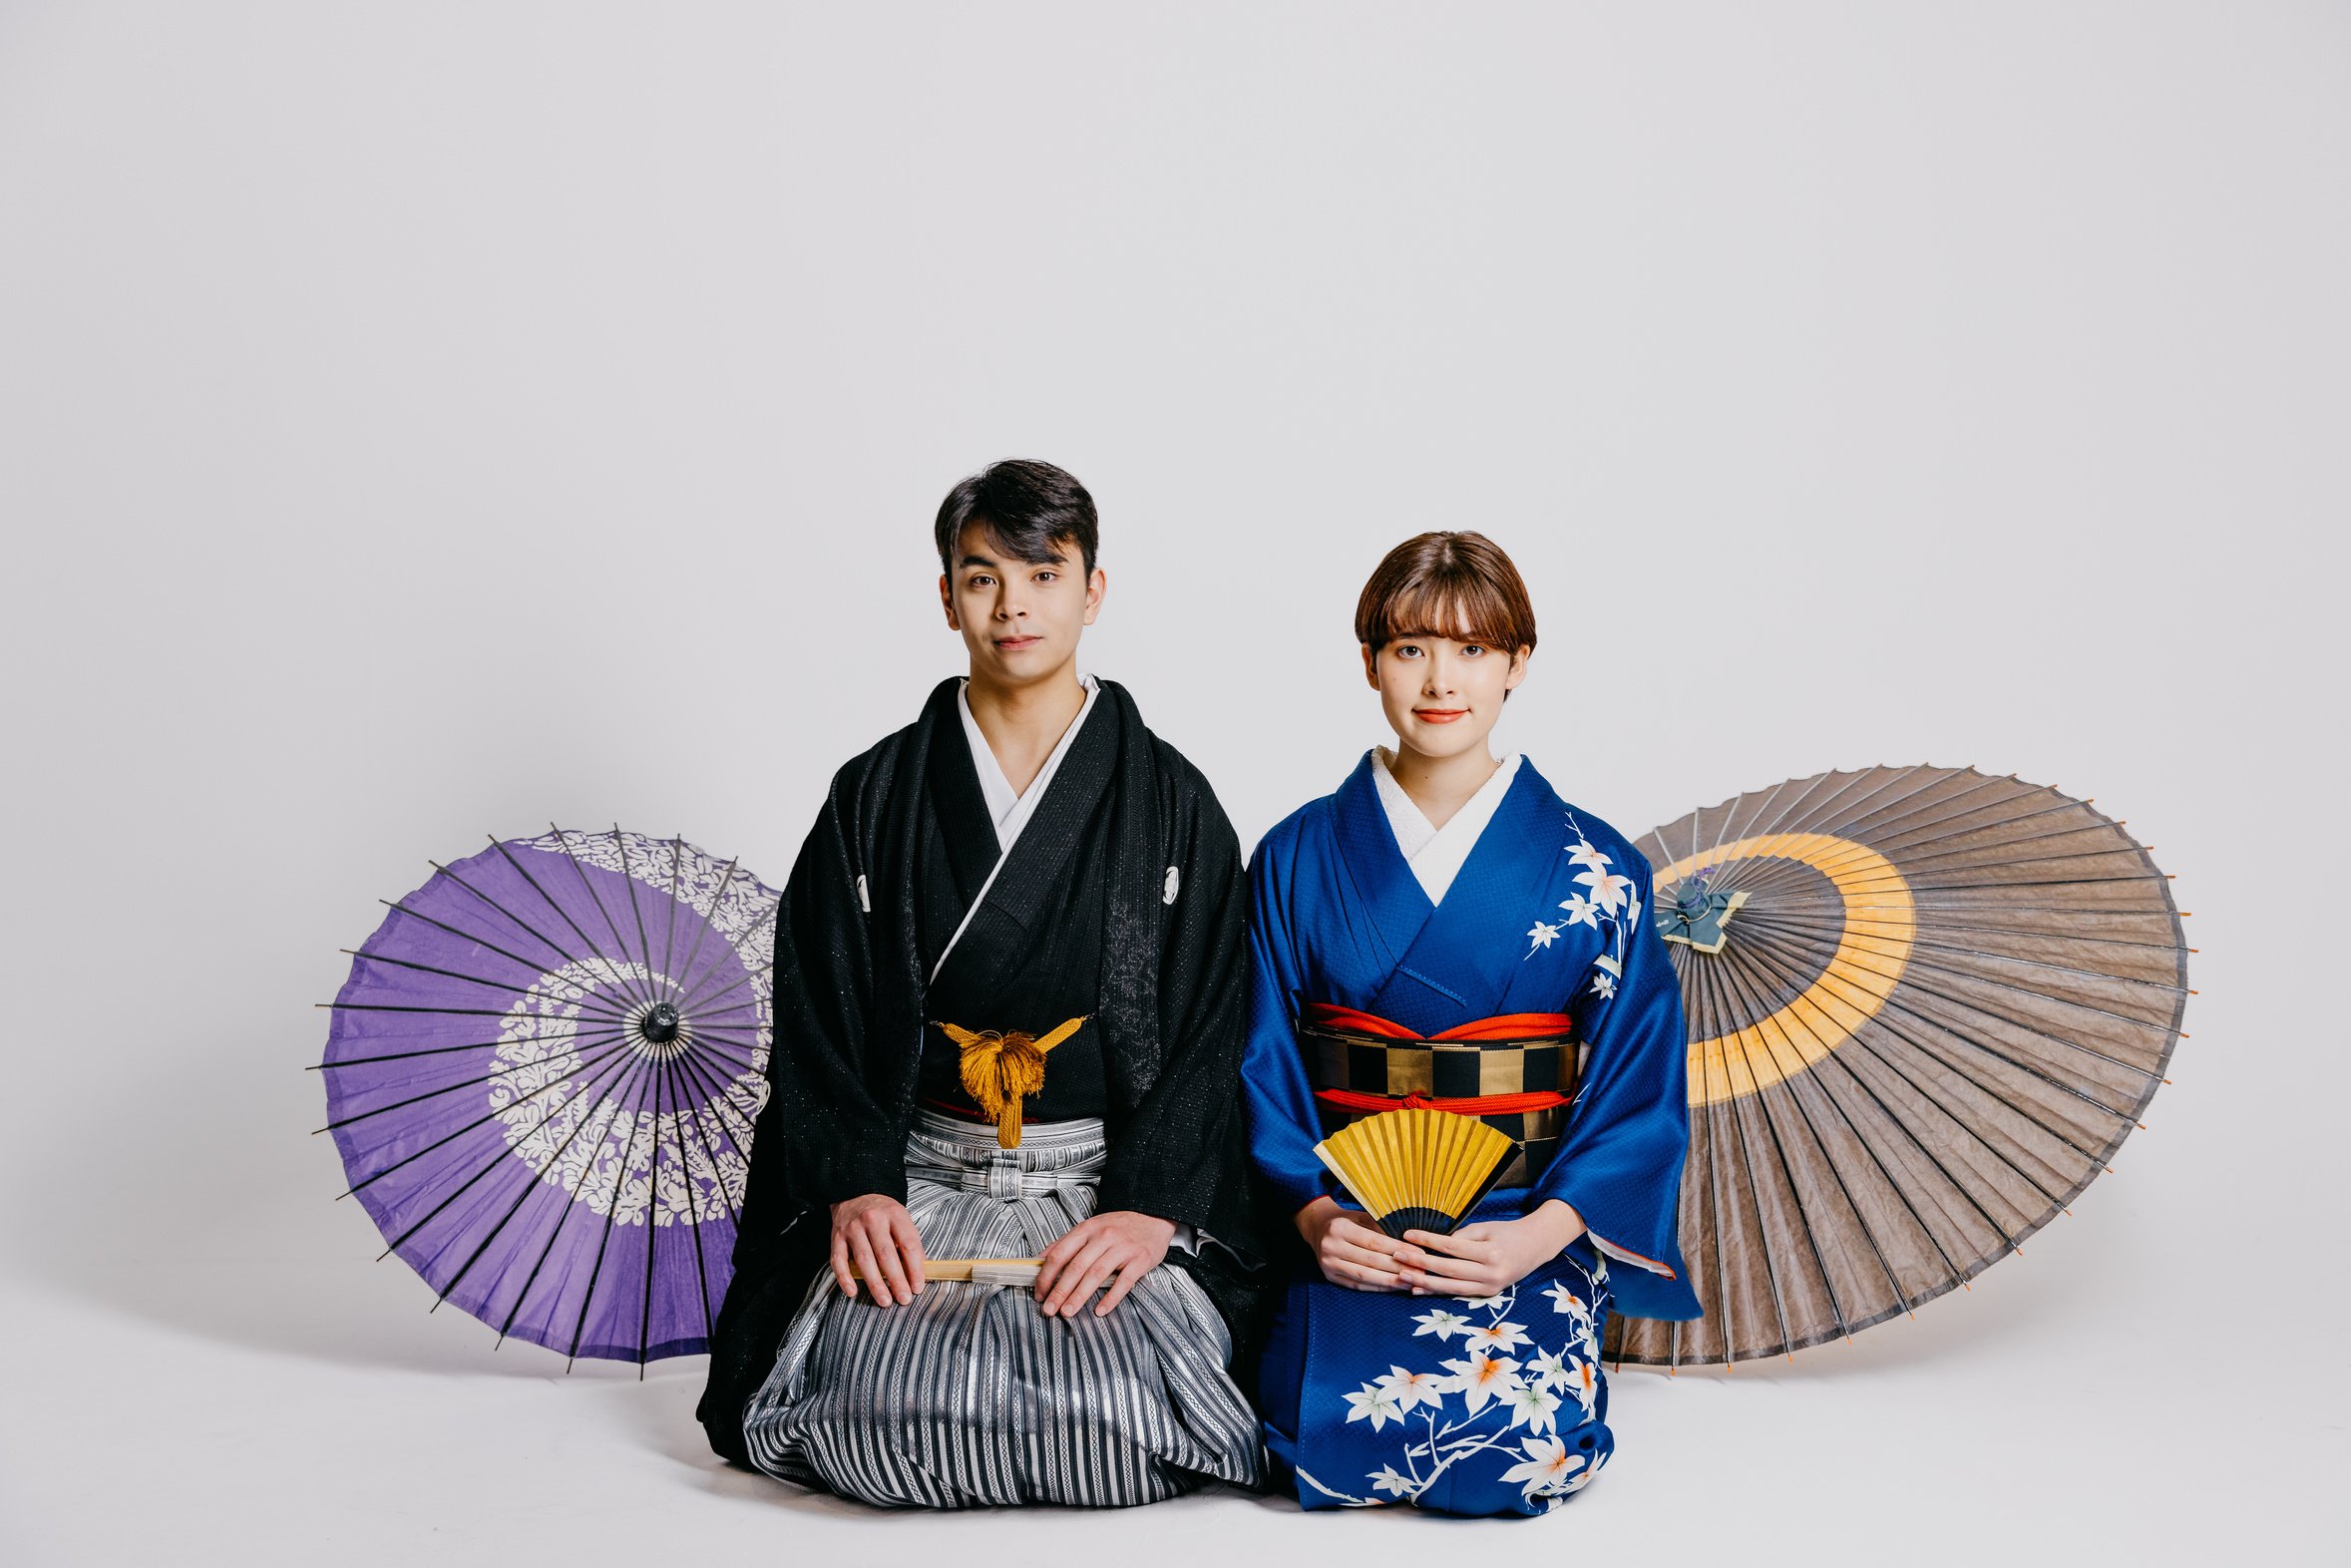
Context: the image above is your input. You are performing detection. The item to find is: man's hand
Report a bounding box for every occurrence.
[829,1193,927,1307]
[1398,1199,1586,1298]
[1033,1210,1175,1318]
[1295,1195,1427,1292]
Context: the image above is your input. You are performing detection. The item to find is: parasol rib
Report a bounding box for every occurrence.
[547,827,659,1010]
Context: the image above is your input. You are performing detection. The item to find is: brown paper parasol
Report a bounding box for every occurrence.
[1601,766,2188,1369]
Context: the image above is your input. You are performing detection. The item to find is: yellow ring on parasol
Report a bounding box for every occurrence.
[1651,833,1916,1106]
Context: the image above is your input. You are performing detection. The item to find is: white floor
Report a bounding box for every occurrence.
[3,1101,2335,1567]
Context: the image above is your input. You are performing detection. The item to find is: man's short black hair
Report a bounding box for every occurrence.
[933,459,1099,580]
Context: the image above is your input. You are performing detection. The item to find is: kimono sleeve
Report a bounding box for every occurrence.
[1238,826,1334,1217]
[1093,780,1252,1236]
[732,773,903,1269]
[1530,852,1702,1318]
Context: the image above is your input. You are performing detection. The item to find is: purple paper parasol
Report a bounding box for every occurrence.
[316,828,779,1367]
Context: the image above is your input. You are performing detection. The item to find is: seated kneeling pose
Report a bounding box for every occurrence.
[1242,531,1700,1515]
[696,460,1266,1507]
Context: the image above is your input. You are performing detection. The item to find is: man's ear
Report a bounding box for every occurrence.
[1082,566,1107,626]
[940,574,959,629]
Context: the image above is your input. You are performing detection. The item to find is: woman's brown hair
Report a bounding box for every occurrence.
[1354,531,1537,655]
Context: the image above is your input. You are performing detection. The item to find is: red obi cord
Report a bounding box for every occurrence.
[1301,1001,1576,1117]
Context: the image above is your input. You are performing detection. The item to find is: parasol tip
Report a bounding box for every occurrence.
[2163,1078,2173,1085]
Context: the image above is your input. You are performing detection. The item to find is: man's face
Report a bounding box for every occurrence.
[939,522,1104,686]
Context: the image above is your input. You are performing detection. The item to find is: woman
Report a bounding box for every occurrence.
[1242,532,1701,1515]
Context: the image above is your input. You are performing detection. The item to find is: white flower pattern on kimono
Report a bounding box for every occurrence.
[1500,1436,1590,1499]
[1500,1382,1563,1435]
[1411,1308,1470,1341]
[1524,920,1564,957]
[1345,1383,1405,1431]
[1558,1358,1601,1420]
[1464,1320,1531,1353]
[1543,1278,1594,1328]
[1566,840,1613,874]
[1574,863,1634,915]
[1439,1352,1523,1414]
[1556,892,1601,929]
[1589,953,1621,1000]
[1376,1366,1447,1412]
[1329,1262,1612,1511]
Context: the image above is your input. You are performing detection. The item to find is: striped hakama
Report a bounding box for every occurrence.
[741,1111,1266,1508]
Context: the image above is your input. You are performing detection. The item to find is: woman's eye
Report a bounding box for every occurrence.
[1462,644,1486,657]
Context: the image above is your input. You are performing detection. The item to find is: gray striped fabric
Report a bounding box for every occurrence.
[741,1111,1266,1507]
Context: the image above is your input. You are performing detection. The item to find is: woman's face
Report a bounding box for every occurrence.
[1362,629,1529,761]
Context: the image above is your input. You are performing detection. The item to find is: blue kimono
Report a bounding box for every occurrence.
[1243,752,1701,1514]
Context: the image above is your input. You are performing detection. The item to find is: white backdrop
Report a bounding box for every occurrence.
[2,3,2342,1563]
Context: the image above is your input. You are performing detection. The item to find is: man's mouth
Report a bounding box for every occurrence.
[994,634,1042,651]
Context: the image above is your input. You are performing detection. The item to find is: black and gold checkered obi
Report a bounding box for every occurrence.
[1299,1001,1580,1191]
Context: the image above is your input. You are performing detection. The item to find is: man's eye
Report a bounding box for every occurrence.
[971,575,995,588]
[1036,571,1057,584]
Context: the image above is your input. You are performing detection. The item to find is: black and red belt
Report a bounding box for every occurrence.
[1299,1001,1580,1190]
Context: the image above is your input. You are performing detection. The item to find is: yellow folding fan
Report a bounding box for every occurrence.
[1312,1107,1519,1239]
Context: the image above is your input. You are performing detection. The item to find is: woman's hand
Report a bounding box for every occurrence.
[1295,1195,1431,1292]
[1034,1210,1175,1318]
[829,1193,927,1306]
[1399,1200,1587,1298]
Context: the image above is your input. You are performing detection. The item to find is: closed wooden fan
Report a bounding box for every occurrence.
[1313,1108,1520,1239]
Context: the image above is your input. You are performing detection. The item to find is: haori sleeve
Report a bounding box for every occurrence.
[733,774,902,1265]
[1530,852,1701,1315]
[1238,828,1333,1217]
[1095,784,1251,1233]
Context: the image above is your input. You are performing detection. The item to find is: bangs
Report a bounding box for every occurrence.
[1363,579,1519,651]
[1354,532,1537,653]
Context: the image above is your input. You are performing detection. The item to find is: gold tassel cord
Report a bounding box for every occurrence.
[938,1015,1089,1147]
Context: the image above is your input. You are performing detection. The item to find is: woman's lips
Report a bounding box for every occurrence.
[1413,708,1468,723]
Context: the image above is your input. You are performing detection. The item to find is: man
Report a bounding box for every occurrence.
[696,459,1266,1507]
